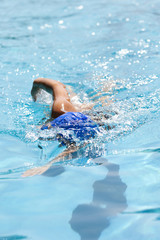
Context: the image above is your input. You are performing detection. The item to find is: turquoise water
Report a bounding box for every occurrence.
[1,0,160,239]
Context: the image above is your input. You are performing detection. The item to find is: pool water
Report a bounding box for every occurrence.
[1,0,160,239]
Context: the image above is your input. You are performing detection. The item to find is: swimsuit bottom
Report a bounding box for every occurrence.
[41,112,98,145]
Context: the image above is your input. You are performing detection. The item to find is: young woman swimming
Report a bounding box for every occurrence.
[23,78,102,177]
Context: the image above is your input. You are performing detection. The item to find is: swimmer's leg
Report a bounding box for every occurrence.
[88,78,117,107]
[64,82,112,111]
[66,85,96,111]
[67,80,113,110]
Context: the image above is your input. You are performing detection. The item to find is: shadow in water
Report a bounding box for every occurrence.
[69,157,127,240]
[42,165,65,178]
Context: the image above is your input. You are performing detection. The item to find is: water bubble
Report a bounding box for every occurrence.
[59,20,64,25]
[76,5,84,10]
[139,20,145,24]
[27,26,33,31]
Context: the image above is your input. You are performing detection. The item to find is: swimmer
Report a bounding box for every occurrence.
[23,78,110,177]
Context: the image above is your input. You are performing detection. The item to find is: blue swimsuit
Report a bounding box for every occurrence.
[41,112,98,144]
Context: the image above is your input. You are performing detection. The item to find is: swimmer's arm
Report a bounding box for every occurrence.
[49,143,87,163]
[31,78,64,101]
[22,143,88,177]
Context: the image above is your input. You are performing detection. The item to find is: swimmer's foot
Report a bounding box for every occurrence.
[22,164,51,177]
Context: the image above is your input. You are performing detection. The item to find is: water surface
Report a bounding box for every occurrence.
[1,0,160,239]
